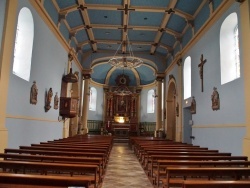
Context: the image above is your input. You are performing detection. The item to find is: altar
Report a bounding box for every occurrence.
[112,123,130,137]
[112,123,130,129]
[113,127,129,137]
[103,78,141,136]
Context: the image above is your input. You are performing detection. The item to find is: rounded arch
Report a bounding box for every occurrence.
[91,56,158,72]
[13,7,34,81]
[220,12,240,84]
[183,56,191,99]
[166,78,177,141]
[91,57,158,86]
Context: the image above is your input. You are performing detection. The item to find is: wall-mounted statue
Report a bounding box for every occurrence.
[211,87,220,111]
[176,102,179,117]
[45,88,53,112]
[30,81,38,105]
[54,92,59,110]
[190,96,196,114]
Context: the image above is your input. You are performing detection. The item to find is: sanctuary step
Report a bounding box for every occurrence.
[113,137,129,143]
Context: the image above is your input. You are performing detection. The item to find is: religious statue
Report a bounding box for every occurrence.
[30,81,38,105]
[198,54,207,92]
[45,88,53,112]
[211,87,220,111]
[176,102,179,117]
[190,96,196,114]
[54,92,59,110]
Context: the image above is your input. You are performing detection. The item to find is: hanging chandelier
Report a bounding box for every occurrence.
[108,34,143,68]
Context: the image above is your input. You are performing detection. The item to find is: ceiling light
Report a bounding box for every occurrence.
[108,34,143,69]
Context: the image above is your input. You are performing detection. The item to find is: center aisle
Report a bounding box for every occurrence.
[101,143,153,188]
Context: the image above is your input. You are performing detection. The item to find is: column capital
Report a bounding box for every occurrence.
[177,58,182,66]
[156,73,165,82]
[82,69,92,79]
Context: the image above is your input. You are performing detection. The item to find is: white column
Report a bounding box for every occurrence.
[156,77,164,130]
[0,0,18,152]
[241,0,250,158]
[176,58,183,142]
[81,77,90,134]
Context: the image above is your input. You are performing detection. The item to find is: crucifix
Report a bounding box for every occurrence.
[198,54,206,92]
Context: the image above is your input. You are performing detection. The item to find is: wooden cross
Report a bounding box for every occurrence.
[198,54,206,92]
[117,4,135,14]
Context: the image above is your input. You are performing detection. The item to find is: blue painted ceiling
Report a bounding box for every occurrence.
[43,0,221,86]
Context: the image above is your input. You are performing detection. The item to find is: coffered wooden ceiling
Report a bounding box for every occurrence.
[42,0,225,85]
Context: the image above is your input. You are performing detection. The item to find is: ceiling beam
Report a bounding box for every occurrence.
[77,0,97,52]
[59,4,194,20]
[150,0,178,54]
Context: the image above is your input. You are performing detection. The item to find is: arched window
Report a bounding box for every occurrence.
[147,89,155,113]
[183,56,191,99]
[220,12,240,85]
[89,87,97,111]
[12,7,34,81]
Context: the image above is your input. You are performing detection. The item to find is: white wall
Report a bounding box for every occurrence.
[140,87,156,122]
[182,3,246,155]
[88,84,104,120]
[6,0,68,148]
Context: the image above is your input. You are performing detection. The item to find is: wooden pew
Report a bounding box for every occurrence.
[163,167,250,188]
[137,145,209,155]
[19,146,109,156]
[139,148,219,162]
[142,151,230,166]
[155,160,250,187]
[27,144,111,157]
[0,135,113,188]
[4,148,108,166]
[182,180,250,188]
[147,155,248,177]
[47,138,113,144]
[38,142,112,147]
[0,160,99,188]
[0,153,105,175]
[135,144,202,156]
[0,173,92,188]
[37,142,113,153]
[31,143,109,148]
[136,145,204,158]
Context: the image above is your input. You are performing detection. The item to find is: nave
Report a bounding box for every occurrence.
[1,135,250,188]
[101,143,153,188]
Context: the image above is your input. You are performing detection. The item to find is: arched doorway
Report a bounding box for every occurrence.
[166,81,177,141]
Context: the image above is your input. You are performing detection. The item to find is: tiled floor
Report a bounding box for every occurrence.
[101,143,154,188]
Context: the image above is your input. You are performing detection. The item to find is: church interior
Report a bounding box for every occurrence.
[1,0,250,187]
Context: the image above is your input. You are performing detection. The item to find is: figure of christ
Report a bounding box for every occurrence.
[198,54,207,92]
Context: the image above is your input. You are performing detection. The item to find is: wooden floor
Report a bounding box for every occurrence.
[101,143,153,188]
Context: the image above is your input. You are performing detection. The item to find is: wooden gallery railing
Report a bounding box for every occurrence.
[87,120,103,135]
[139,122,156,136]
